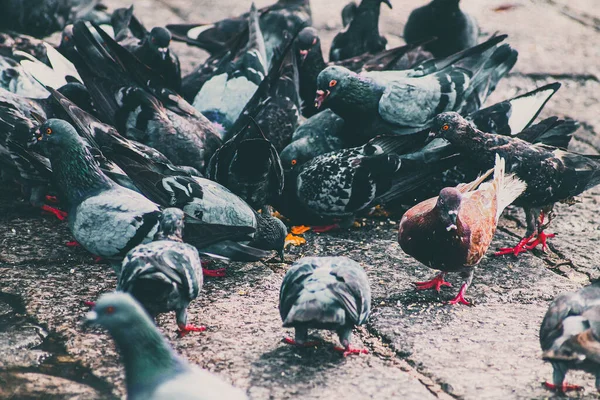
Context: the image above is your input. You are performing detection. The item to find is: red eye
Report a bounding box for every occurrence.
[46,128,52,135]
[329,80,337,88]
[442,124,449,131]
[106,306,115,314]
[291,159,297,166]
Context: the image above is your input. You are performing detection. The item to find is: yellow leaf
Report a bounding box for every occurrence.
[291,225,311,235]
[284,233,307,248]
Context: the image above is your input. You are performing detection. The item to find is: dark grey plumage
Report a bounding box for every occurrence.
[329,0,392,62]
[279,256,371,355]
[85,292,248,399]
[540,283,600,393]
[404,0,479,58]
[117,208,205,337]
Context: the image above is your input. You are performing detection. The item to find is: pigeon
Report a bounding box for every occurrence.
[404,0,479,58]
[279,256,371,356]
[167,0,311,65]
[84,292,248,399]
[398,155,526,305]
[33,119,161,271]
[430,112,600,257]
[295,27,431,117]
[117,208,205,338]
[341,1,358,27]
[111,6,182,92]
[100,149,287,262]
[329,0,392,62]
[540,282,600,393]
[280,109,346,170]
[70,21,222,173]
[0,55,50,98]
[0,32,49,65]
[192,4,268,135]
[206,118,284,211]
[314,35,516,143]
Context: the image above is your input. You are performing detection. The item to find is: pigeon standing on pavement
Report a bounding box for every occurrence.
[34,119,161,271]
[117,208,205,338]
[329,0,392,62]
[84,292,248,399]
[540,283,600,393]
[430,112,600,257]
[279,256,371,357]
[404,0,479,58]
[398,155,526,305]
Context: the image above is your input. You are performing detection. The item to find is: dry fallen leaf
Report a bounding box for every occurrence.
[284,233,307,248]
[291,225,311,235]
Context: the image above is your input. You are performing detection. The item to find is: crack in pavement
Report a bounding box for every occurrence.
[542,0,600,32]
[507,72,599,82]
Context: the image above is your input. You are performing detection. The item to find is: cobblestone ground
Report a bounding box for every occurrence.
[1,0,599,399]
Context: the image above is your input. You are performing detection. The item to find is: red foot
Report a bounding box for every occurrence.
[447,283,471,306]
[202,268,226,277]
[334,345,369,357]
[93,256,103,263]
[414,273,452,292]
[41,205,67,221]
[45,195,58,203]
[495,231,556,256]
[283,337,321,347]
[311,224,339,233]
[543,381,584,392]
[177,323,207,338]
[66,240,81,247]
[83,301,95,307]
[525,232,556,251]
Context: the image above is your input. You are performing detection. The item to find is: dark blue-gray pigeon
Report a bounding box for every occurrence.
[85,292,248,399]
[118,208,205,338]
[279,256,371,357]
[540,282,600,393]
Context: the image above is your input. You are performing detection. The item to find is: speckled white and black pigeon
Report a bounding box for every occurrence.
[540,282,600,393]
[314,35,516,142]
[279,256,371,357]
[117,208,205,338]
[404,0,479,58]
[34,119,161,272]
[329,0,392,62]
[192,4,268,134]
[85,292,248,400]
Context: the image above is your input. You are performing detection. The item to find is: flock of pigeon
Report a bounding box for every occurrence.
[1,0,599,397]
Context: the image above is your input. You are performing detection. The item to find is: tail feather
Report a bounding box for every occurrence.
[492,154,527,221]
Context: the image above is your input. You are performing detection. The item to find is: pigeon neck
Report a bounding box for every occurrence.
[328,76,384,121]
[303,47,327,81]
[114,321,184,394]
[49,137,114,207]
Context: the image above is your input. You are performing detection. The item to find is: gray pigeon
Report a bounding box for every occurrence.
[279,256,371,356]
[540,283,600,393]
[85,292,248,400]
[33,119,161,271]
[117,208,205,338]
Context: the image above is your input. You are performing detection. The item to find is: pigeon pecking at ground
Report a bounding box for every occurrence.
[430,112,600,257]
[117,208,205,338]
[403,0,479,58]
[539,282,600,393]
[279,256,371,357]
[84,292,248,399]
[398,155,526,305]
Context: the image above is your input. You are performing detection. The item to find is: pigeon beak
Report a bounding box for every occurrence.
[83,310,98,328]
[158,47,168,60]
[382,0,392,9]
[299,49,308,61]
[314,90,330,109]
[446,210,458,230]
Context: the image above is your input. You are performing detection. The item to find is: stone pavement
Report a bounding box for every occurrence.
[1,0,599,399]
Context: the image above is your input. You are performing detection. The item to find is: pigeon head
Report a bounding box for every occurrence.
[280,137,312,170]
[315,66,354,110]
[295,27,320,63]
[56,83,94,115]
[436,187,462,231]
[429,112,473,141]
[253,213,288,262]
[35,119,82,151]
[157,208,185,242]
[433,0,461,10]
[149,27,172,59]
[85,292,151,335]
[59,25,75,52]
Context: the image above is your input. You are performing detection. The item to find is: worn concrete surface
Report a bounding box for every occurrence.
[1,0,600,399]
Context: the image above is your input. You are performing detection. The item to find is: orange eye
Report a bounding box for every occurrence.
[329,80,337,88]
[442,124,449,131]
[46,128,52,135]
[311,38,317,45]
[106,306,115,314]
[291,159,297,166]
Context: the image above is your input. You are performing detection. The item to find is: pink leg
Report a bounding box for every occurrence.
[93,256,103,263]
[333,345,369,357]
[525,232,556,251]
[543,381,584,392]
[282,337,321,347]
[41,205,67,221]
[414,272,452,292]
[202,268,226,277]
[66,240,81,247]
[311,224,340,233]
[45,195,58,203]
[177,323,207,338]
[83,301,95,307]
[447,283,472,306]
[494,233,535,257]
